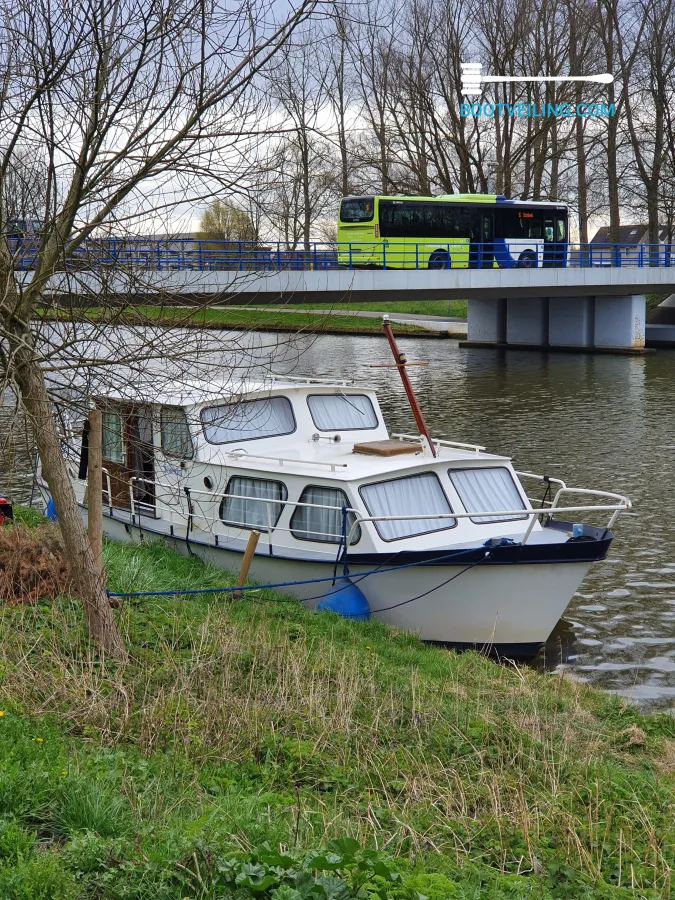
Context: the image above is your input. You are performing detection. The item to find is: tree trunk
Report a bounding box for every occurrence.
[11,335,126,659]
[300,133,311,251]
[575,85,589,243]
[647,182,661,265]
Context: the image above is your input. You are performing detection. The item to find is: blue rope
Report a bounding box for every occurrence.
[106,545,486,600]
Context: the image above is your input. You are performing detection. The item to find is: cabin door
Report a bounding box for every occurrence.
[101,406,155,513]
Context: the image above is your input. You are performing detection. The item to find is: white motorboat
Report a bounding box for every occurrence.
[38,331,631,658]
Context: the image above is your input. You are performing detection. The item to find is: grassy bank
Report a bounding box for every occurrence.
[42,305,444,337]
[1,518,675,897]
[281,300,468,318]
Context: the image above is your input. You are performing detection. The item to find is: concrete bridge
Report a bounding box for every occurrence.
[39,261,675,352]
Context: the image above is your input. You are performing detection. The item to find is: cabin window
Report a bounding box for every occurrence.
[160,406,194,459]
[448,467,527,523]
[102,410,123,463]
[360,472,455,541]
[220,476,287,531]
[290,486,361,544]
[307,393,378,431]
[201,397,296,444]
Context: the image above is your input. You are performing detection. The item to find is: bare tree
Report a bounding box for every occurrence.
[0,0,318,656]
[264,23,334,249]
[613,0,674,251]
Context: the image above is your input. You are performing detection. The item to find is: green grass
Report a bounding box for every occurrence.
[39,305,437,337]
[0,525,674,897]
[281,300,468,318]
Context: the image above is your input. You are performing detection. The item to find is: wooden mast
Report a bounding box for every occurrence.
[381,316,437,457]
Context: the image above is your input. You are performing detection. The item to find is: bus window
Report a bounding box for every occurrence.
[544,219,554,242]
[501,210,542,240]
[556,218,566,242]
[340,197,375,223]
[379,200,470,240]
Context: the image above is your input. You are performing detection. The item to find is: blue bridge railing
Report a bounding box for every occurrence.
[9,238,675,272]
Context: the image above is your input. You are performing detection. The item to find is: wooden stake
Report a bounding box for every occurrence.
[87,407,103,576]
[234,530,260,598]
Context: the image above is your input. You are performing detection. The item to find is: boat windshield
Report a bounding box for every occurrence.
[307,393,378,431]
[201,397,296,444]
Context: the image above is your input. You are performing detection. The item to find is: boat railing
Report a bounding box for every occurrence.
[346,489,632,547]
[391,433,486,454]
[100,467,113,514]
[514,471,568,507]
[126,476,362,546]
[270,374,354,387]
[226,449,348,471]
[549,487,632,528]
[121,475,631,551]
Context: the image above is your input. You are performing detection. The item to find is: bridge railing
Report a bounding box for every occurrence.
[8,237,675,272]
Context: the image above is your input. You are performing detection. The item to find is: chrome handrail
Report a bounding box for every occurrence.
[391,433,486,453]
[86,473,631,549]
[227,449,347,471]
[100,467,113,514]
[346,495,631,547]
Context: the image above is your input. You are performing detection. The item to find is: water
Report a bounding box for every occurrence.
[3,329,675,709]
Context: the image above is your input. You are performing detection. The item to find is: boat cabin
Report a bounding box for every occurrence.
[74,374,541,558]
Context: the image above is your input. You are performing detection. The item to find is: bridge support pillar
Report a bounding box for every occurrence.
[467,297,506,343]
[593,295,645,349]
[463,294,648,353]
[506,297,548,345]
[548,296,594,347]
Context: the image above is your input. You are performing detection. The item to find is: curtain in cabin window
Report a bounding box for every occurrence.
[307,394,378,431]
[220,477,288,531]
[290,485,360,544]
[201,397,295,444]
[360,472,455,541]
[449,467,527,523]
[160,407,194,459]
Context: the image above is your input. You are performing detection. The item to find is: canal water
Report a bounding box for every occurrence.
[2,330,674,710]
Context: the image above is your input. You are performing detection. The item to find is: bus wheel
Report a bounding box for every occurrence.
[429,251,450,270]
[517,250,537,268]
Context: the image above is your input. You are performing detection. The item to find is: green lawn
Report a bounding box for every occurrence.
[279,300,468,318]
[0,515,674,898]
[41,305,436,336]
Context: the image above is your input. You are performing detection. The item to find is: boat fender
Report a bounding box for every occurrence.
[45,498,58,522]
[483,537,518,548]
[317,578,370,620]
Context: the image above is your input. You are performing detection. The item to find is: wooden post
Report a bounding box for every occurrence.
[87,407,103,576]
[234,530,260,598]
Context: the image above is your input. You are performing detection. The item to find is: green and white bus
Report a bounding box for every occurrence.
[337,194,568,269]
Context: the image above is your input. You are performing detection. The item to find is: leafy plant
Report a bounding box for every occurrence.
[174,840,427,899]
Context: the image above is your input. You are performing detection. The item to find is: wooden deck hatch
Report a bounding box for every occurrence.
[352,439,420,457]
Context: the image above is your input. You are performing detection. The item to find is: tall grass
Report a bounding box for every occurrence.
[0,535,673,897]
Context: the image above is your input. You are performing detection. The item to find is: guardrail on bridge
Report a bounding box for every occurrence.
[9,238,675,272]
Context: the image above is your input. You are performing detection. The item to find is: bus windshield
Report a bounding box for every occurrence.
[340,197,375,223]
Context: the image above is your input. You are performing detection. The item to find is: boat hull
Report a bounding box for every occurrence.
[81,503,603,657]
